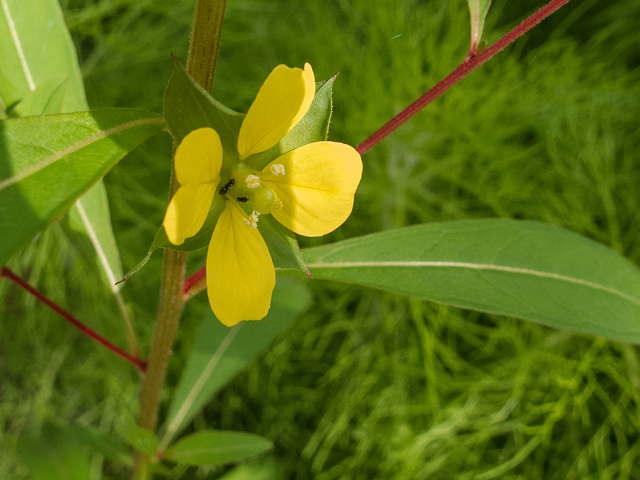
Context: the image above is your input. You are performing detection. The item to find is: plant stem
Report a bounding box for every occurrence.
[133,0,227,477]
[356,0,573,155]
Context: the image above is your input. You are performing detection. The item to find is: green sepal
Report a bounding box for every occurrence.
[121,195,226,281]
[258,215,310,274]
[163,56,244,169]
[247,75,336,171]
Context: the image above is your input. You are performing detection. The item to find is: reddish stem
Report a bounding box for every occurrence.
[356,0,573,155]
[183,266,206,298]
[1,267,147,372]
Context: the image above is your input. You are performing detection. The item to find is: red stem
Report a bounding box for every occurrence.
[1,267,147,372]
[356,0,573,155]
[183,266,206,296]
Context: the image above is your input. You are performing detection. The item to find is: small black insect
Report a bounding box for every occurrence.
[236,196,249,203]
[218,178,235,195]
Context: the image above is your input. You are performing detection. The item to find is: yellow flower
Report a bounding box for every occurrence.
[163,63,362,326]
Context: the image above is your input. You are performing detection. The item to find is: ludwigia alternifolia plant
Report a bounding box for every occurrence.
[2,0,640,478]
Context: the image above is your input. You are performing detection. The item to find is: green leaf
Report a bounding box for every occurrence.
[159,279,311,448]
[0,0,126,295]
[16,422,92,480]
[66,424,133,466]
[0,0,86,112]
[0,109,165,266]
[119,425,160,456]
[467,0,492,55]
[163,430,272,466]
[10,75,69,117]
[300,219,640,345]
[66,181,126,290]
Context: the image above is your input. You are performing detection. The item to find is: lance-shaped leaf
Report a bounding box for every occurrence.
[0,0,86,112]
[299,219,640,345]
[0,109,165,266]
[163,430,272,466]
[158,279,310,449]
[467,0,492,56]
[0,0,126,298]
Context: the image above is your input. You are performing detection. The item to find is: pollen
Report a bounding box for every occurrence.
[246,174,261,189]
[270,164,286,176]
[243,210,261,228]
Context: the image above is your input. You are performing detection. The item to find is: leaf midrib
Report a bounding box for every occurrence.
[308,260,640,307]
[0,116,164,191]
[1,0,36,91]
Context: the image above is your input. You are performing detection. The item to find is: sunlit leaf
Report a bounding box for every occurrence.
[0,109,165,266]
[0,0,126,296]
[298,219,640,344]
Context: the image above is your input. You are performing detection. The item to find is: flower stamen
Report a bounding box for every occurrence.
[242,210,260,228]
[246,174,261,189]
[269,164,286,176]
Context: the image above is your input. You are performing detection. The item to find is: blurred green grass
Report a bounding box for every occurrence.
[2,0,640,478]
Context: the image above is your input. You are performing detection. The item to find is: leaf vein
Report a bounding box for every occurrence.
[0,116,164,191]
[1,0,36,91]
[309,260,640,307]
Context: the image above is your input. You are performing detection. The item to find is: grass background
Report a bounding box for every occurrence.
[2,0,640,478]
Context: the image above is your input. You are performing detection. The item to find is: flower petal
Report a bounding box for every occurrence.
[175,127,223,186]
[163,183,216,245]
[262,142,362,237]
[206,203,275,326]
[237,63,315,159]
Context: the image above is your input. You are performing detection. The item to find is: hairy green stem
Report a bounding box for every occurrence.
[133,0,227,477]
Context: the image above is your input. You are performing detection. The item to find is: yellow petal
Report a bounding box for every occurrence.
[163,183,216,245]
[175,127,223,186]
[262,142,362,237]
[237,63,315,159]
[206,203,276,326]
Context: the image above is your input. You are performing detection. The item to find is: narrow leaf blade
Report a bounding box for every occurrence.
[301,219,640,344]
[163,430,272,466]
[467,0,492,55]
[161,279,311,446]
[1,0,127,292]
[0,0,86,112]
[0,109,165,265]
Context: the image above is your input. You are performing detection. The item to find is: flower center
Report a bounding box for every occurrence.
[220,160,286,227]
